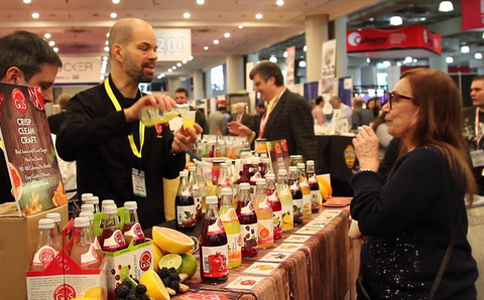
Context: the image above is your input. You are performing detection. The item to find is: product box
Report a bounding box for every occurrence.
[104,240,153,300]
[0,203,68,300]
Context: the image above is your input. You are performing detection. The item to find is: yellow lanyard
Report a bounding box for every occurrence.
[104,79,145,158]
[0,140,3,151]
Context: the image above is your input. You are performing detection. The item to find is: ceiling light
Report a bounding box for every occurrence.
[303,45,307,52]
[48,41,55,46]
[23,0,31,3]
[255,13,263,19]
[182,59,188,64]
[177,63,182,67]
[461,45,470,53]
[183,12,191,18]
[44,33,51,39]
[396,62,402,66]
[369,17,374,21]
[53,47,59,52]
[382,61,391,67]
[404,56,413,63]
[168,68,173,72]
[112,0,120,3]
[103,56,108,61]
[269,55,277,63]
[32,12,39,19]
[475,53,483,59]
[204,46,209,50]
[389,16,403,26]
[104,46,110,52]
[110,12,117,18]
[213,39,219,44]
[366,58,371,63]
[161,73,165,77]
[157,74,162,79]
[196,0,205,4]
[446,56,454,63]
[106,32,110,38]
[299,61,307,68]
[439,1,454,12]
[413,58,418,63]
[420,17,426,21]
[283,51,288,58]
[224,32,231,38]
[189,56,194,60]
[172,66,177,70]
[238,25,244,29]
[276,0,284,5]
[105,41,109,45]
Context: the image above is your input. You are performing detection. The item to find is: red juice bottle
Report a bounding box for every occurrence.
[199,195,229,283]
[123,201,145,245]
[100,204,126,252]
[266,173,282,240]
[288,166,303,225]
[188,165,203,222]
[176,171,196,229]
[306,160,322,213]
[236,183,258,258]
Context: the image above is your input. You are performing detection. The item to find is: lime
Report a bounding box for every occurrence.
[158,253,182,272]
[180,253,198,278]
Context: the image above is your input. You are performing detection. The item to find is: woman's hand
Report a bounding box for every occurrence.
[352,125,380,171]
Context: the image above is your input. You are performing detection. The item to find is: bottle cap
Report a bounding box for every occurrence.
[188,165,196,172]
[289,166,297,172]
[221,187,232,195]
[86,196,99,204]
[278,169,287,175]
[260,153,268,159]
[38,218,55,230]
[307,160,314,166]
[102,199,115,207]
[239,182,250,189]
[81,203,95,212]
[74,217,90,228]
[265,173,275,180]
[256,178,266,185]
[206,195,218,204]
[103,204,118,214]
[297,163,305,169]
[46,212,61,223]
[179,170,188,177]
[124,201,138,210]
[79,211,94,222]
[251,157,260,164]
[81,193,94,202]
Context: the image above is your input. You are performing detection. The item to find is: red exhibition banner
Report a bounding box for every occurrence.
[461,0,484,30]
[347,24,441,54]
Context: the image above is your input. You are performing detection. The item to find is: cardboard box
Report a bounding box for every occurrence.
[0,202,68,300]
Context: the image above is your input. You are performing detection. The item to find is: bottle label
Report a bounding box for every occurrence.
[281,201,294,231]
[193,183,200,192]
[103,229,127,251]
[258,196,270,209]
[257,218,274,246]
[227,232,242,265]
[177,204,196,228]
[208,217,225,236]
[94,236,102,250]
[32,246,58,268]
[80,244,100,268]
[201,245,229,277]
[311,190,322,209]
[124,223,146,241]
[293,198,303,220]
[273,209,283,235]
[194,196,202,214]
[240,201,255,216]
[302,194,312,216]
[241,223,258,248]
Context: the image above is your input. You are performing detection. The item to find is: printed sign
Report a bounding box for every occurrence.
[322,39,336,79]
[154,29,192,61]
[56,56,102,84]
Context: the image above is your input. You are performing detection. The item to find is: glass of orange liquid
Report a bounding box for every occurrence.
[182,110,196,129]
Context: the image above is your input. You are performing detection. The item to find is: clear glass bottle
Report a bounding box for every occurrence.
[266,173,282,240]
[288,166,303,225]
[79,211,103,260]
[176,170,196,229]
[188,165,203,222]
[306,160,321,213]
[139,103,190,127]
[297,163,312,220]
[101,199,115,212]
[85,196,100,213]
[100,204,126,252]
[71,217,101,269]
[277,169,294,232]
[81,193,94,204]
[46,212,63,251]
[81,203,95,214]
[31,218,60,271]
[123,201,145,245]
[219,187,241,269]
[195,160,209,213]
[254,178,274,249]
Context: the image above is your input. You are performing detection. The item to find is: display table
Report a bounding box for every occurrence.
[148,202,358,300]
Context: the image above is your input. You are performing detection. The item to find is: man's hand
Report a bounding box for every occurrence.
[171,123,203,153]
[123,94,177,123]
[227,121,253,138]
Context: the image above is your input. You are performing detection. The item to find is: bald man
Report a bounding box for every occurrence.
[56,19,202,228]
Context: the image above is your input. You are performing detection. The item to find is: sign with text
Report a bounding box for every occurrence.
[322,39,336,79]
[56,56,102,84]
[0,83,66,216]
[285,46,296,86]
[154,28,192,61]
[462,0,484,30]
[347,24,441,54]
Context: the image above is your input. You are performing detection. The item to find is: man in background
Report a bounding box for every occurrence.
[208,105,228,135]
[312,96,326,126]
[174,87,208,134]
[329,95,352,119]
[48,93,71,134]
[351,98,374,129]
[232,102,252,128]
[0,31,62,204]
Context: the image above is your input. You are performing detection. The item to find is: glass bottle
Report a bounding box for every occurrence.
[277,169,294,232]
[46,212,63,251]
[79,211,103,260]
[176,170,196,229]
[236,183,258,258]
[306,160,322,213]
[85,196,100,213]
[219,187,242,269]
[101,199,115,212]
[199,195,229,283]
[266,173,282,240]
[188,165,203,222]
[71,217,101,269]
[81,193,94,205]
[123,201,145,245]
[195,160,209,213]
[297,163,312,220]
[216,163,232,199]
[254,178,274,249]
[100,204,126,252]
[288,166,303,225]
[261,157,273,177]
[31,218,60,271]
[139,103,190,127]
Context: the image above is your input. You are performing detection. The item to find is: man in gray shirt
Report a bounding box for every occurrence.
[351,98,375,130]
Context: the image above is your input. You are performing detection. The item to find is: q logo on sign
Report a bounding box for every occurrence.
[348,32,362,47]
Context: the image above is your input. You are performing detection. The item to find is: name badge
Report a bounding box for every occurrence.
[132,168,147,198]
[470,150,484,168]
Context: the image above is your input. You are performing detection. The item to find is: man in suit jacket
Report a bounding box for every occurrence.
[232,102,253,128]
[228,60,317,162]
[48,93,71,134]
[175,87,208,134]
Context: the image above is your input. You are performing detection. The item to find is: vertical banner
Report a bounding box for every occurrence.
[285,46,296,86]
[0,83,66,216]
[322,39,337,79]
[461,0,484,30]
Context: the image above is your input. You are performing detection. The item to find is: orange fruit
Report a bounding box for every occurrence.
[152,226,194,254]
[319,184,329,200]
[317,176,332,196]
[9,162,22,200]
[259,227,270,240]
[152,243,164,272]
[228,209,238,222]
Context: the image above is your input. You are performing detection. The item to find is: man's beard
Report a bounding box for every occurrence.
[124,55,154,83]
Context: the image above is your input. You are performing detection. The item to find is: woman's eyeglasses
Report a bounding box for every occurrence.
[388,92,413,109]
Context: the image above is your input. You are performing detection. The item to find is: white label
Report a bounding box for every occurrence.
[31,246,58,267]
[220,208,237,222]
[201,244,229,277]
[311,190,322,206]
[193,183,200,192]
[177,204,196,227]
[273,209,283,233]
[80,244,100,268]
[124,222,146,240]
[293,198,303,220]
[227,232,242,264]
[208,217,225,235]
[258,218,274,246]
[103,229,126,250]
[241,200,255,215]
[94,236,102,250]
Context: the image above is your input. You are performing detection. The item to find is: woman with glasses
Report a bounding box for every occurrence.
[350,68,478,300]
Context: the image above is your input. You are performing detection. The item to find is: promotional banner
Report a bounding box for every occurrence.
[0,83,66,216]
[462,0,484,30]
[322,39,336,79]
[285,46,296,86]
[347,24,441,54]
[56,56,102,84]
[154,28,192,61]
